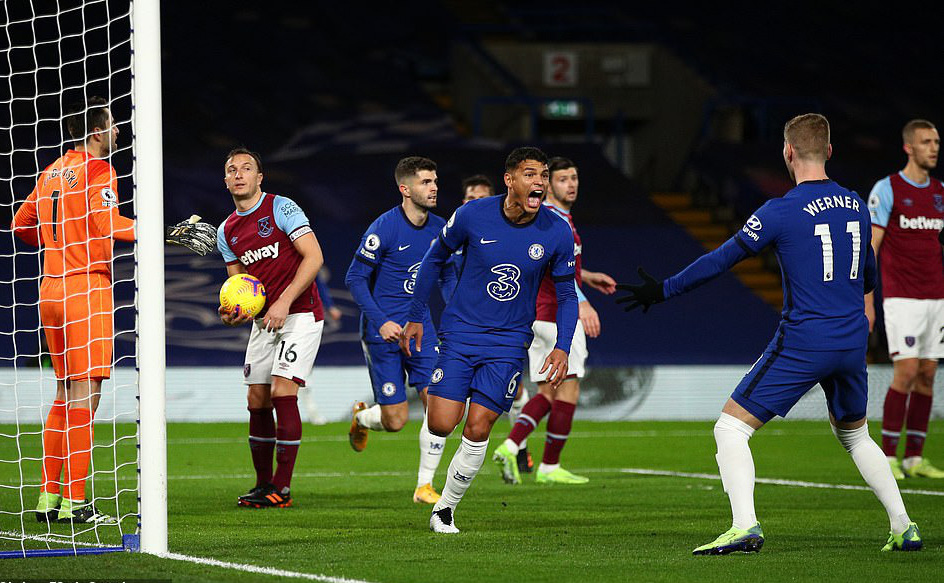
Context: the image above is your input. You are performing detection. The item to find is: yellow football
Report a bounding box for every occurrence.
[219,273,266,319]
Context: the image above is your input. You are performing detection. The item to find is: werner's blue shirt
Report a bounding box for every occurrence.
[408,195,579,353]
[663,179,876,352]
[345,206,449,343]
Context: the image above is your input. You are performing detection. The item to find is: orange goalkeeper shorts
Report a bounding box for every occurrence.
[39,273,114,381]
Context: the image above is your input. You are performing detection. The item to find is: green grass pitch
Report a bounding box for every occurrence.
[2,419,942,581]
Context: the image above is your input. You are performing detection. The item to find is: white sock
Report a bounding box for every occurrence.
[714,413,757,530]
[433,436,488,512]
[502,438,520,456]
[417,413,446,488]
[538,462,559,474]
[902,455,922,471]
[833,423,911,533]
[509,387,529,424]
[355,404,384,431]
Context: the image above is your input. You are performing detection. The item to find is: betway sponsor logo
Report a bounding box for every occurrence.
[899,215,944,231]
[240,242,280,264]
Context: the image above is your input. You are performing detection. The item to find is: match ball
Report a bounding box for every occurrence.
[219,274,266,318]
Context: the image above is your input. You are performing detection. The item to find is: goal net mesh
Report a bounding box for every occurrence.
[1,0,139,556]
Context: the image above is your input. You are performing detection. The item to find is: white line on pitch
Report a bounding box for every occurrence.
[160,551,377,583]
[618,467,944,497]
[164,428,823,445]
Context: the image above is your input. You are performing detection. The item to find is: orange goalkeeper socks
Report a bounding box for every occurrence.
[41,400,67,495]
[62,407,93,502]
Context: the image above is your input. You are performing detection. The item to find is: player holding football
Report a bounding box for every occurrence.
[216,148,326,508]
[618,114,921,553]
[866,119,944,480]
[401,147,579,533]
[344,156,454,504]
[12,97,133,524]
[493,156,616,485]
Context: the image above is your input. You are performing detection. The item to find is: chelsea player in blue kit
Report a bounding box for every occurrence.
[400,147,579,533]
[345,157,455,505]
[618,114,921,554]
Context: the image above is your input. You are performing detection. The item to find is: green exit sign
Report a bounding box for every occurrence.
[543,100,583,119]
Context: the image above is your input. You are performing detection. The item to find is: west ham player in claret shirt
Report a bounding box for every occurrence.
[400,147,579,534]
[216,148,326,509]
[866,119,944,480]
[617,114,921,554]
[493,156,616,486]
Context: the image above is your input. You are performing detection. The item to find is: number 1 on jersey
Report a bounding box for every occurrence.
[814,221,860,282]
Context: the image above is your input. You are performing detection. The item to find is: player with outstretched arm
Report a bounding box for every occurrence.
[216,147,325,509]
[617,114,921,554]
[400,147,579,533]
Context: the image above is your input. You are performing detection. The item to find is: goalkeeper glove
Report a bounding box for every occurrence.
[166,215,217,256]
[615,267,665,313]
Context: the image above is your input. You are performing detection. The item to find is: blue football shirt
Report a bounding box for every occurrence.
[734,179,873,351]
[409,195,577,351]
[345,206,446,342]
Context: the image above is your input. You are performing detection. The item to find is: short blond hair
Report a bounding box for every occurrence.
[902,119,936,145]
[784,113,830,161]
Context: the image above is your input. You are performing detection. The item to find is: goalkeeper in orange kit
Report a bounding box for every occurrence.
[11,96,213,524]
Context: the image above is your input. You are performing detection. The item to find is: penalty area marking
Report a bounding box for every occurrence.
[160,551,377,583]
[618,467,944,497]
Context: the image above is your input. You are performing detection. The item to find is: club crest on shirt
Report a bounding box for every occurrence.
[243,364,251,378]
[431,368,444,384]
[528,243,545,260]
[257,216,274,238]
[934,194,944,213]
[905,336,916,347]
[381,382,396,397]
[903,198,913,207]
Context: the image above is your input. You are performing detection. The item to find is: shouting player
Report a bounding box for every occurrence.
[216,148,326,509]
[401,147,578,533]
[493,156,616,485]
[866,119,944,480]
[617,114,921,553]
[12,97,132,524]
[345,156,453,504]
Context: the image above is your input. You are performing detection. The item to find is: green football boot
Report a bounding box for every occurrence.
[34,491,62,523]
[535,466,589,485]
[492,443,521,485]
[693,523,765,555]
[903,458,944,478]
[888,458,905,480]
[882,522,922,552]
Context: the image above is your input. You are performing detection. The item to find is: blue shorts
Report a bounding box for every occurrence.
[428,342,526,414]
[361,339,437,405]
[732,346,868,424]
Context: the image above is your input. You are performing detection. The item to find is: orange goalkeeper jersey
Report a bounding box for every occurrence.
[11,149,135,278]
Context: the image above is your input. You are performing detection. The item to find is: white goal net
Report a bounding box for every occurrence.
[0,0,164,558]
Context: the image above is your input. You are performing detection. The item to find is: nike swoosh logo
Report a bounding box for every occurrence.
[398,245,411,251]
[480,238,497,244]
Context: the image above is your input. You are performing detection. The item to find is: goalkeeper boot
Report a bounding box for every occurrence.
[517,447,534,474]
[429,507,460,534]
[492,443,521,485]
[413,483,441,504]
[535,466,589,485]
[57,499,118,525]
[882,522,922,551]
[34,491,62,523]
[693,524,764,555]
[903,458,944,478]
[349,401,369,452]
[238,483,292,508]
[888,458,905,480]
